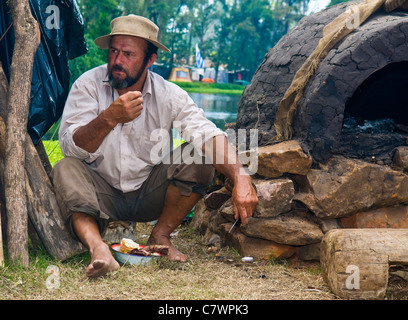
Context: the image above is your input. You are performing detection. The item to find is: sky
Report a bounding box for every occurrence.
[307,0,331,14]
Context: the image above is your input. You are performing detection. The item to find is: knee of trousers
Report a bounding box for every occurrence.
[167,143,216,184]
[51,157,79,182]
[168,161,215,185]
[166,161,215,197]
[50,157,99,211]
[50,158,107,240]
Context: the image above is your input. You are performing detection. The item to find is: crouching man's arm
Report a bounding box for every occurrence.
[203,135,258,225]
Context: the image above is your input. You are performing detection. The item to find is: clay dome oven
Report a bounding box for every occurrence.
[236,0,408,164]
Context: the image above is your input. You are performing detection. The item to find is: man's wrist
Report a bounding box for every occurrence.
[231,169,252,185]
[100,110,118,129]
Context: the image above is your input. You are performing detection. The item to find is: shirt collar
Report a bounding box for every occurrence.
[142,70,153,97]
[102,64,111,88]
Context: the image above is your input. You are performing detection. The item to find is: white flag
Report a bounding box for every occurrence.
[196,43,204,69]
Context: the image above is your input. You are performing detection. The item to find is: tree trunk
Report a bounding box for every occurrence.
[0,64,7,267]
[35,140,52,176]
[4,0,40,266]
[0,92,85,262]
[0,118,4,267]
[0,201,3,267]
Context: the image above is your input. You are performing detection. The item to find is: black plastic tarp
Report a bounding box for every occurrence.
[0,0,87,144]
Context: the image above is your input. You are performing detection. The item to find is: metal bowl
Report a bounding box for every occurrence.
[110,243,160,266]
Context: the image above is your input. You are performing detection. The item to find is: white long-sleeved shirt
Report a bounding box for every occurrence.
[59,64,225,193]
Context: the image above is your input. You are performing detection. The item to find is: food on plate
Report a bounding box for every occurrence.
[129,245,169,256]
[118,238,169,256]
[119,238,141,254]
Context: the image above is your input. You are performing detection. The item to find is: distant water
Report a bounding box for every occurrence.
[188,93,240,130]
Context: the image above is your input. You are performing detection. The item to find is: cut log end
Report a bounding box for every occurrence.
[321,229,408,299]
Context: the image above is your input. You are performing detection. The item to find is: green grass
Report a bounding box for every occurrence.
[42,140,64,167]
[171,81,245,95]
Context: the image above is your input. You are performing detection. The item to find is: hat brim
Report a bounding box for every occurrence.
[94,33,170,52]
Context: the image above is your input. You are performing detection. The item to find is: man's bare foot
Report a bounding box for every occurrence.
[86,242,120,278]
[147,233,186,262]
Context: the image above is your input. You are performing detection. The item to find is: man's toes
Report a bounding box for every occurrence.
[92,259,106,270]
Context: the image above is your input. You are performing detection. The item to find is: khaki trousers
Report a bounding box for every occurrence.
[50,144,215,239]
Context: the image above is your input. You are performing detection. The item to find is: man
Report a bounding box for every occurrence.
[52,15,258,278]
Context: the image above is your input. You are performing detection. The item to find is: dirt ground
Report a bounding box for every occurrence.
[1,222,407,302]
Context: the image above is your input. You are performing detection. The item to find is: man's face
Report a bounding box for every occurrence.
[108,35,149,89]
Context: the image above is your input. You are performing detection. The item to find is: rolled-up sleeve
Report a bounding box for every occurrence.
[59,78,103,163]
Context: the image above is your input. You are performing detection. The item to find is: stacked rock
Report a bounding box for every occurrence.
[191,140,408,261]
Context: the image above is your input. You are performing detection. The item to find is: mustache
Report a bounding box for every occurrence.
[110,65,128,74]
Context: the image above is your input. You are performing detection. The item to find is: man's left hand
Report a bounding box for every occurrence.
[231,176,258,225]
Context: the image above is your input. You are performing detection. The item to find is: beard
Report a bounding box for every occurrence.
[108,61,147,89]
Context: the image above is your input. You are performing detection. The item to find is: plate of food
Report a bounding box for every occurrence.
[111,238,168,266]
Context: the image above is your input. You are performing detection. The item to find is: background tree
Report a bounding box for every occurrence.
[78,0,121,40]
[68,0,121,84]
[120,0,180,65]
[212,0,310,79]
[69,0,313,84]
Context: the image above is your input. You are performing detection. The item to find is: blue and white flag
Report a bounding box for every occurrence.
[196,43,204,69]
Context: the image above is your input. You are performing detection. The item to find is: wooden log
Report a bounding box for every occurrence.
[0,16,84,263]
[0,215,3,266]
[0,102,85,260]
[35,140,53,176]
[0,201,3,267]
[321,228,408,299]
[4,0,40,266]
[0,62,7,121]
[0,120,5,267]
[0,66,6,267]
[25,134,86,261]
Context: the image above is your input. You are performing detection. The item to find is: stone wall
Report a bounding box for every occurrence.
[191,141,408,261]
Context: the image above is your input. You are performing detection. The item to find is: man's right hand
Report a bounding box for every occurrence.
[73,91,144,153]
[102,91,144,127]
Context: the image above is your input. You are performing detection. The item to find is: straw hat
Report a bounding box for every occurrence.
[94,14,170,52]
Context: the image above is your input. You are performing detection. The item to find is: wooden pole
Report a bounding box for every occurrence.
[0,73,84,262]
[0,203,3,267]
[0,119,5,267]
[0,65,8,267]
[0,4,83,263]
[4,0,40,266]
